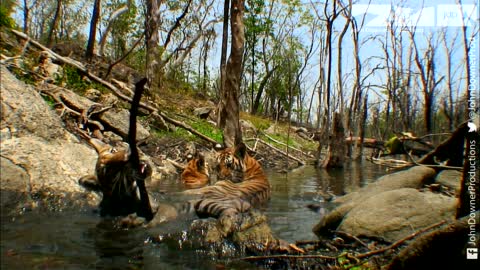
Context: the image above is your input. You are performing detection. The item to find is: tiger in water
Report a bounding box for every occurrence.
[79,78,154,221]
[183,142,271,211]
[180,153,209,189]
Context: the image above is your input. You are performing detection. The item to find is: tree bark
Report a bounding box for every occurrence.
[145,0,161,93]
[217,0,244,147]
[321,112,346,168]
[46,0,62,48]
[219,0,230,99]
[86,0,101,60]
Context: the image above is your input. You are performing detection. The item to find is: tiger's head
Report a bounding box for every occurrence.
[181,153,210,189]
[215,142,249,183]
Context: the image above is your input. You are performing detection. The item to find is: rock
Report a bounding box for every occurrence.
[435,170,462,194]
[240,119,257,134]
[335,166,436,204]
[193,107,213,119]
[0,66,99,211]
[338,188,456,242]
[99,107,150,141]
[313,166,437,236]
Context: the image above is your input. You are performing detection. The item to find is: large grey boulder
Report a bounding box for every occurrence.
[0,66,98,211]
[435,170,462,194]
[313,166,437,236]
[338,188,456,242]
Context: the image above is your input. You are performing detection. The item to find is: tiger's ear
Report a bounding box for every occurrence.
[196,154,206,169]
[234,142,247,159]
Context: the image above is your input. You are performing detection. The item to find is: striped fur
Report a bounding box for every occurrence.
[183,142,271,219]
[79,139,152,218]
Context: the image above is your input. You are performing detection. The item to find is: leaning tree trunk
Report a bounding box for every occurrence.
[321,112,346,168]
[217,0,244,147]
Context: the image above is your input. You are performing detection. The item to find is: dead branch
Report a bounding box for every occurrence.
[166,158,185,170]
[158,111,219,145]
[262,132,315,158]
[240,253,337,262]
[255,138,305,165]
[11,29,157,113]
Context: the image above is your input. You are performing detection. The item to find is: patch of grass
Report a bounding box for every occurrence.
[41,94,56,109]
[187,118,223,143]
[240,112,271,131]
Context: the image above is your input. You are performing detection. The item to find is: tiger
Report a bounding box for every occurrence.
[181,153,210,189]
[79,138,154,218]
[78,78,154,221]
[184,142,271,210]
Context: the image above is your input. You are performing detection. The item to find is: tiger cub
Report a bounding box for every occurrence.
[181,153,210,189]
[79,138,153,218]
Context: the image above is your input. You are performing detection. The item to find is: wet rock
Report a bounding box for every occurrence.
[155,210,286,257]
[338,188,456,242]
[435,170,462,195]
[313,166,436,236]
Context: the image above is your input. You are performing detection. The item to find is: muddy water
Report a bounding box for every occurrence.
[1,162,386,269]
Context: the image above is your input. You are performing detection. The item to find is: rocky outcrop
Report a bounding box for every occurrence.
[338,188,456,242]
[0,66,99,211]
[313,166,437,237]
[435,169,462,194]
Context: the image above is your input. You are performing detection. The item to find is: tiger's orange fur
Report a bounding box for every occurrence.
[184,142,271,208]
[181,154,209,189]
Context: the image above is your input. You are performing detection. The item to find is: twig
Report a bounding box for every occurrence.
[355,220,447,259]
[334,231,370,249]
[240,253,337,262]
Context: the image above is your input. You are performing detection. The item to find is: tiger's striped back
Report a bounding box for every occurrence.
[183,142,271,219]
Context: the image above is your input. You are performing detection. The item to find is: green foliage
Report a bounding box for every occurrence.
[41,94,56,109]
[63,66,108,95]
[241,112,270,131]
[151,119,222,143]
[0,0,16,28]
[187,119,223,143]
[385,136,403,155]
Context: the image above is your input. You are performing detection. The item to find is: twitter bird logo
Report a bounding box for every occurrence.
[468,122,477,132]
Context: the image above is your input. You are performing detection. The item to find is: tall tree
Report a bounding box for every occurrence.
[219,0,230,99]
[86,0,101,60]
[145,0,161,93]
[217,0,245,147]
[46,0,62,47]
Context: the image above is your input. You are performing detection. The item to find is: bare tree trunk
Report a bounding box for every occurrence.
[86,0,101,60]
[46,0,62,47]
[321,112,346,168]
[145,0,161,93]
[22,0,30,35]
[218,0,230,100]
[217,0,244,147]
[98,5,129,57]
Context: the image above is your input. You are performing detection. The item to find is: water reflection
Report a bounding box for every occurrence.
[265,161,387,242]
[1,161,387,269]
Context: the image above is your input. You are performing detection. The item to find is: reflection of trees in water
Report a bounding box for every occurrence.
[314,161,387,196]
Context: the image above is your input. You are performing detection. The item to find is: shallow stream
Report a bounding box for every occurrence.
[1,162,387,269]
